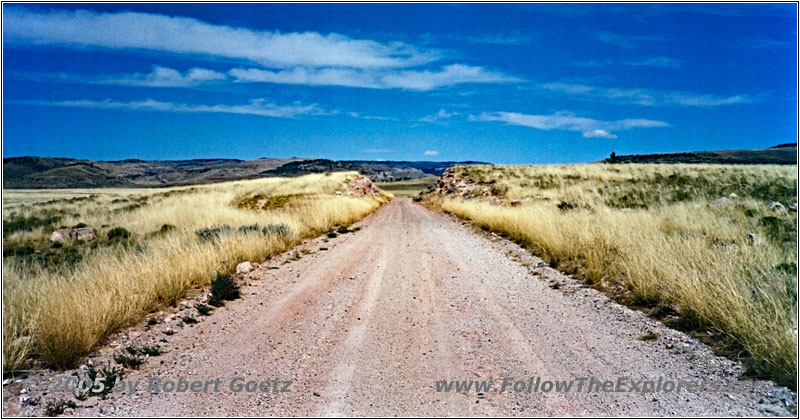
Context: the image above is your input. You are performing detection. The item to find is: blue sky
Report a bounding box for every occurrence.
[2,3,797,163]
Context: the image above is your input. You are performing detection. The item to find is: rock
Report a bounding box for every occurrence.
[74,227,96,241]
[747,233,761,246]
[708,197,733,208]
[49,226,96,242]
[346,175,381,197]
[728,193,739,199]
[236,261,253,274]
[790,203,797,213]
[766,201,786,212]
[49,229,69,242]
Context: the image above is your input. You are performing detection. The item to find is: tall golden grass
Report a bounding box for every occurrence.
[433,164,797,385]
[3,173,388,372]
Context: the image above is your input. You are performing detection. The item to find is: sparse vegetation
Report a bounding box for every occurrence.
[3,172,388,373]
[126,344,162,357]
[195,304,213,316]
[433,163,797,386]
[45,398,77,416]
[114,353,145,369]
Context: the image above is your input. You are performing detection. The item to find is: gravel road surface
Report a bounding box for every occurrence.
[61,198,791,416]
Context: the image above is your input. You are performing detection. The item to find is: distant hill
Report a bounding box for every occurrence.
[2,157,486,189]
[261,159,487,180]
[603,144,797,165]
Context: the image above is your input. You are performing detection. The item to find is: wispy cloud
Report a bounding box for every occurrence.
[347,112,399,121]
[594,31,671,49]
[419,109,460,123]
[573,57,682,69]
[230,64,519,91]
[737,36,796,50]
[10,98,331,118]
[361,148,395,153]
[541,82,762,107]
[583,129,617,139]
[464,34,534,46]
[424,150,439,156]
[91,66,227,87]
[3,7,438,69]
[471,111,668,138]
[623,57,683,68]
[19,64,518,92]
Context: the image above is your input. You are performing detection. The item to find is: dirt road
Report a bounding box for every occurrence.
[78,198,786,416]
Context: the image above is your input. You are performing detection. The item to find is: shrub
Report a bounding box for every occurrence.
[196,304,213,316]
[262,223,293,240]
[238,224,261,233]
[208,274,240,307]
[107,227,131,241]
[195,225,231,241]
[126,344,161,357]
[45,399,77,416]
[114,353,144,368]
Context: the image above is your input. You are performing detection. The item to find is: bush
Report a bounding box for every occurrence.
[195,225,231,241]
[158,224,176,234]
[208,274,241,307]
[114,353,144,368]
[45,399,77,416]
[262,223,293,239]
[107,227,131,241]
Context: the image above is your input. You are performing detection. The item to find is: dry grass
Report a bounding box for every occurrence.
[432,164,797,386]
[376,177,437,198]
[3,172,388,372]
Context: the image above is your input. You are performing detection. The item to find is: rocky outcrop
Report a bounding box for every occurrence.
[50,227,96,242]
[344,175,381,197]
[434,170,501,204]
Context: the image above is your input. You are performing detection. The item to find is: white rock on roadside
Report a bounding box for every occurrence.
[236,261,253,274]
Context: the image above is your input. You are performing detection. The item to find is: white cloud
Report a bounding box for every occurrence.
[471,111,668,138]
[11,98,331,118]
[424,150,439,156]
[347,112,399,121]
[541,83,760,107]
[573,57,682,69]
[594,31,671,49]
[583,129,618,139]
[623,57,683,68]
[361,148,394,153]
[230,64,518,91]
[419,109,460,123]
[3,7,438,69]
[96,66,227,87]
